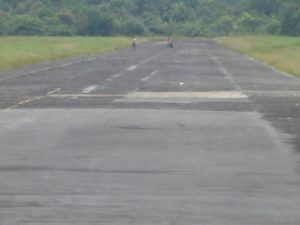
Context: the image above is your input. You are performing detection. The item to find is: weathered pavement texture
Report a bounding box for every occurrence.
[0,40,300,225]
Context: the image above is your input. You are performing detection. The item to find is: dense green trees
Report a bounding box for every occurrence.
[0,0,299,36]
[280,0,300,36]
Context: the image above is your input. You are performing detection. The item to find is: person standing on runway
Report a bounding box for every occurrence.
[132,36,136,49]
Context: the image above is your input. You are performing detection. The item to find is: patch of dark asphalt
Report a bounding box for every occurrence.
[250,96,300,152]
[17,97,255,112]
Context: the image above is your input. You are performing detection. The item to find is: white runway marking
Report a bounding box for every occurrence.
[46,88,61,96]
[39,67,50,72]
[127,65,138,71]
[28,70,38,74]
[141,76,151,82]
[112,73,121,78]
[0,49,162,84]
[82,85,98,94]
[86,57,97,61]
[7,88,61,109]
[60,63,73,67]
[139,51,162,64]
[141,70,159,82]
[8,96,44,109]
[150,70,159,76]
[179,82,184,86]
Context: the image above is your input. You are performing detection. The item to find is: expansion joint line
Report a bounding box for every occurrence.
[6,88,61,110]
[204,44,242,92]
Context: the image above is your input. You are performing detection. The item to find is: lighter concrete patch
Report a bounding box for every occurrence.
[245,91,300,97]
[125,91,248,99]
[114,91,248,103]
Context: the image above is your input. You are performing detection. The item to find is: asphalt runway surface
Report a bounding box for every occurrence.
[0,40,300,225]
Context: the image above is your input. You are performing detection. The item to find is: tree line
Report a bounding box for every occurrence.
[0,0,299,37]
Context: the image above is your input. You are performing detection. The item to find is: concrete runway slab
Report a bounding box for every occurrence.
[0,109,299,225]
[0,40,300,224]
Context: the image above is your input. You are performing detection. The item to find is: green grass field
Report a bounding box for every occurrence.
[0,36,141,69]
[217,36,300,77]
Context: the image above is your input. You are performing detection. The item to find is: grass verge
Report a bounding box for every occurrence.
[217,36,300,77]
[0,36,147,70]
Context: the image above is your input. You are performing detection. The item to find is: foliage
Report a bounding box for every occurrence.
[0,0,299,37]
[0,36,134,69]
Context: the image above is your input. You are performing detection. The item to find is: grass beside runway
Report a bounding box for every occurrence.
[0,36,146,70]
[217,36,300,77]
